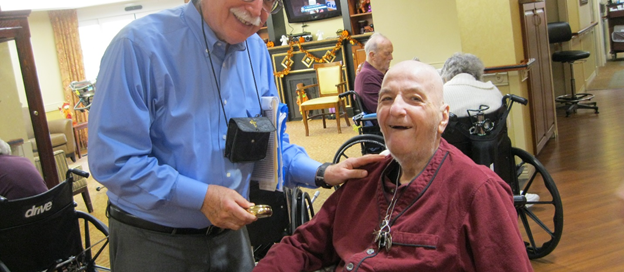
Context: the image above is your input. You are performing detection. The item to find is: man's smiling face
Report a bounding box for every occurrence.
[201,0,268,44]
[376,61,449,163]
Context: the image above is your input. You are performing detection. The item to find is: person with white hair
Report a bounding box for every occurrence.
[354,32,393,114]
[0,139,47,200]
[440,52,503,117]
[254,61,533,271]
[88,0,384,270]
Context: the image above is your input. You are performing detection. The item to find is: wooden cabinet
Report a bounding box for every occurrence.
[1,10,60,188]
[520,1,556,155]
[607,4,624,58]
[340,0,374,35]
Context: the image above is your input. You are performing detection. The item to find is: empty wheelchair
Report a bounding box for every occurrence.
[332,94,563,259]
[0,169,109,272]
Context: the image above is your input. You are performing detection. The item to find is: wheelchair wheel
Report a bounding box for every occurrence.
[511,147,563,259]
[332,134,385,164]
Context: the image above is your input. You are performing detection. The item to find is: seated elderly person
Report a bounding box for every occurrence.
[0,139,48,200]
[253,60,533,271]
[441,53,539,206]
[440,52,503,117]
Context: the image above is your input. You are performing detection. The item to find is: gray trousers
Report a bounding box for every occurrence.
[108,217,255,272]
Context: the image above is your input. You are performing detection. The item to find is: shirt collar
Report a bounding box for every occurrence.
[182,1,246,55]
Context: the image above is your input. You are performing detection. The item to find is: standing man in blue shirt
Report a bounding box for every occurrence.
[88,0,384,271]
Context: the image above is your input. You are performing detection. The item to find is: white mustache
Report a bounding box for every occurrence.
[231,7,261,27]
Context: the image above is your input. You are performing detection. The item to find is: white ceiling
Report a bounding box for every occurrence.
[0,0,139,11]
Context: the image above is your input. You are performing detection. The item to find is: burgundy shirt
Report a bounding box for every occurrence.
[354,61,384,114]
[254,139,533,272]
[0,155,48,200]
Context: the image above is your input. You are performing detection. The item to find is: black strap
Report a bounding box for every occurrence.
[199,7,264,122]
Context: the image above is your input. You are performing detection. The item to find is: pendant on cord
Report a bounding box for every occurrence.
[373,219,393,252]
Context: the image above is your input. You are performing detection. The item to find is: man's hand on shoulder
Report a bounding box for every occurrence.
[322,154,386,187]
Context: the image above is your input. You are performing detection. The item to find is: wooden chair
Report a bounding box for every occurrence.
[296,61,351,136]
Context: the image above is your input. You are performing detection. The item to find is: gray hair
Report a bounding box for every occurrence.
[440,53,485,82]
[0,139,11,155]
[364,32,389,56]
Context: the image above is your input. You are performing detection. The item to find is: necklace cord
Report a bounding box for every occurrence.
[199,7,265,122]
[200,7,228,124]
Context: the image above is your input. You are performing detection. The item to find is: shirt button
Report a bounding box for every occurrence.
[223,134,227,140]
[345,263,354,271]
[223,99,227,105]
[366,248,375,254]
[226,172,231,178]
[389,188,395,193]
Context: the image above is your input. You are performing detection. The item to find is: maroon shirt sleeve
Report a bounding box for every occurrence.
[253,186,344,271]
[463,178,534,271]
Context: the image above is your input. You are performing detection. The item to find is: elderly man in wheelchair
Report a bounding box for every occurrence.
[254,60,533,271]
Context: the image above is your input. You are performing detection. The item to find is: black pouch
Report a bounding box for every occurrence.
[224,117,276,163]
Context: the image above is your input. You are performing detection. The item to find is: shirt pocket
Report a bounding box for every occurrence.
[388,231,440,263]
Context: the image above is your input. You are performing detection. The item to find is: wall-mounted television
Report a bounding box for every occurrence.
[283,0,342,24]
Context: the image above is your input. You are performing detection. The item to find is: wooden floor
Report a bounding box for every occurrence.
[529,89,624,271]
[73,76,624,270]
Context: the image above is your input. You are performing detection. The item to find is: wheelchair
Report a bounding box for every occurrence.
[69,80,95,112]
[247,182,318,261]
[0,169,109,272]
[333,91,386,160]
[332,94,563,259]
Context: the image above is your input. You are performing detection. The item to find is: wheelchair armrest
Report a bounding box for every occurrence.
[361,113,377,120]
[339,90,356,99]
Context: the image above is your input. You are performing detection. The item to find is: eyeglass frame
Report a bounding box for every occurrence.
[241,0,284,15]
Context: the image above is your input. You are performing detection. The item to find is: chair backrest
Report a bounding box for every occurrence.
[35,150,69,184]
[314,61,343,97]
[0,179,83,272]
[548,22,572,44]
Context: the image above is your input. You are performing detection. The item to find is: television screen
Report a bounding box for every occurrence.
[283,0,342,24]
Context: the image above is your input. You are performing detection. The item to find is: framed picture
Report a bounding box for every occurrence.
[580,0,588,5]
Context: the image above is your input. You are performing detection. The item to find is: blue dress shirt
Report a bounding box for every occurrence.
[88,2,320,229]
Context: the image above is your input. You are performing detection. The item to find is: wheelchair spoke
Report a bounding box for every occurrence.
[521,206,556,238]
[519,211,538,253]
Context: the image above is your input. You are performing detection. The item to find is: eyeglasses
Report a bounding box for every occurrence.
[242,0,283,15]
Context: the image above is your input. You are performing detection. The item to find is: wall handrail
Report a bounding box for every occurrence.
[484,58,535,74]
[574,21,598,36]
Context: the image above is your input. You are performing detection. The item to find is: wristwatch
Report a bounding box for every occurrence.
[315,162,333,189]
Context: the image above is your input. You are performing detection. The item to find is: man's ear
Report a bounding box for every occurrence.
[438,104,450,134]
